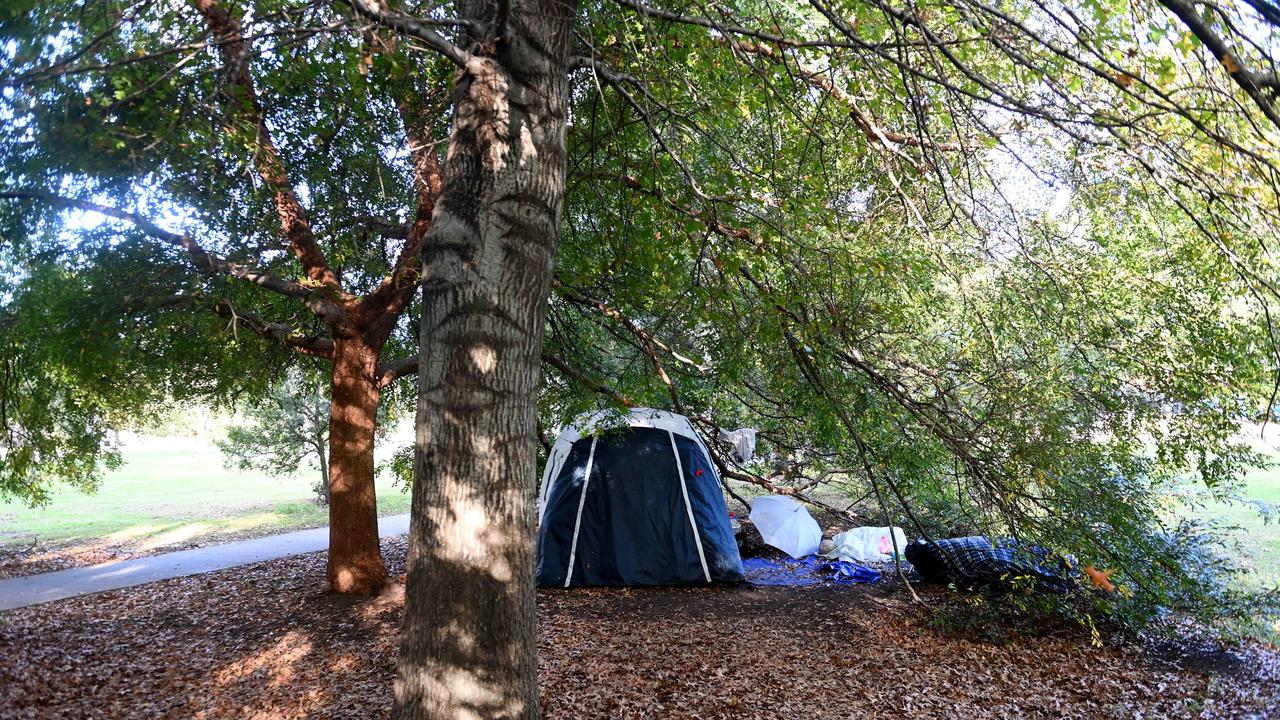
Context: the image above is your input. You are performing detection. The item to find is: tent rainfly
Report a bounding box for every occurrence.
[535,408,745,587]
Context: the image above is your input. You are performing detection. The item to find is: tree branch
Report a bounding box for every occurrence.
[194,0,344,293]
[1242,0,1280,27]
[728,41,960,152]
[360,40,446,339]
[350,215,414,239]
[612,0,814,49]
[206,299,335,358]
[1,190,347,327]
[552,278,706,371]
[340,0,472,67]
[542,351,632,407]
[1149,0,1280,131]
[575,23,958,155]
[375,354,419,387]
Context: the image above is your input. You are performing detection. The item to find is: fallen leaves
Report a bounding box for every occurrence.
[0,539,405,719]
[0,540,1276,718]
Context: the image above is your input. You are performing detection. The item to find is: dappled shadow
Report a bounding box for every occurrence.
[395,491,540,719]
[0,536,411,718]
[3,538,1278,719]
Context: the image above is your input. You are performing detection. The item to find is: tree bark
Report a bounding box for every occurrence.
[393,1,576,716]
[326,335,388,594]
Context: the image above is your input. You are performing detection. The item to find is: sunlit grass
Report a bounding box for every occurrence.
[0,436,411,550]
[1199,434,1280,594]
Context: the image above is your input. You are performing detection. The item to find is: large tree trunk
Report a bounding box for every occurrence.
[326,335,389,594]
[393,3,575,717]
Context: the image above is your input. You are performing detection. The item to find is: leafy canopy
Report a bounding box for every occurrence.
[3,0,1280,627]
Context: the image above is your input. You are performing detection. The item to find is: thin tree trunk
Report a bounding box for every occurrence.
[326,335,388,594]
[317,441,331,505]
[394,3,575,716]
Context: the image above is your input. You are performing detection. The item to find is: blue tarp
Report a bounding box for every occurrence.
[742,555,880,586]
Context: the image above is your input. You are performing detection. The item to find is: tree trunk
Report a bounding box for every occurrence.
[316,441,331,505]
[326,335,388,594]
[393,4,575,717]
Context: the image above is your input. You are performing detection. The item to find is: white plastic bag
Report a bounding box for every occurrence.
[717,427,757,464]
[822,526,908,563]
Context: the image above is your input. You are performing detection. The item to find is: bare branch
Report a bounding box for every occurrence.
[1242,0,1280,27]
[340,0,471,67]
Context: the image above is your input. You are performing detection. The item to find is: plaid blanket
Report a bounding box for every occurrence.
[905,536,1072,593]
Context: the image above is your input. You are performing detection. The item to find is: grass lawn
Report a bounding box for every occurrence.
[0,435,411,552]
[1202,451,1280,594]
[1172,429,1280,639]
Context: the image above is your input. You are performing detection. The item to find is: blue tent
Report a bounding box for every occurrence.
[536,409,745,587]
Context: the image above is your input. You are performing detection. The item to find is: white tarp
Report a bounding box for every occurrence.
[749,495,822,559]
[822,526,908,563]
[717,427,757,464]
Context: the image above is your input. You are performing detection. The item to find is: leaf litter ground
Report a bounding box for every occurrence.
[1,537,1276,719]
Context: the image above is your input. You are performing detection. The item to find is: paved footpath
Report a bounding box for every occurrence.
[0,513,411,612]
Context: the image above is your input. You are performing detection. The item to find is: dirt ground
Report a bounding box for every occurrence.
[1,537,1277,719]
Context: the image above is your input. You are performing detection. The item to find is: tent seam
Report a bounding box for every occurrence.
[563,435,598,588]
[670,430,712,583]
